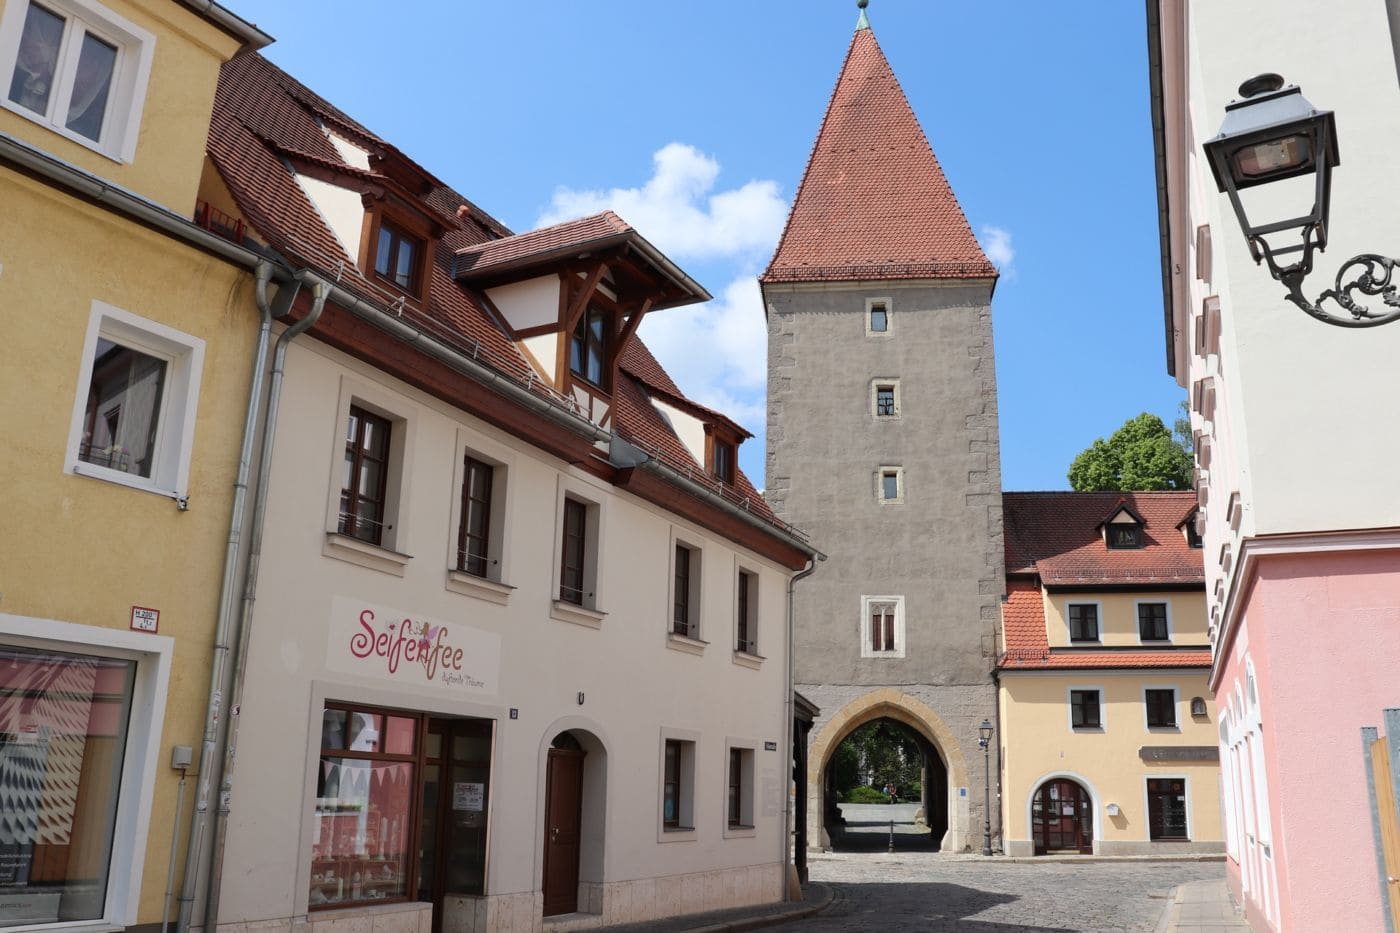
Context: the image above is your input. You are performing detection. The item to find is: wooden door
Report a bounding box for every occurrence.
[1033,780,1093,855]
[542,748,585,916]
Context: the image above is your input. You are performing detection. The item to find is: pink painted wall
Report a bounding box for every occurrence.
[1228,548,1400,933]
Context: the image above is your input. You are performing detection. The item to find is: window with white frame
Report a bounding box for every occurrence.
[725,744,755,831]
[865,297,892,335]
[552,482,604,618]
[1067,603,1099,642]
[1070,688,1102,729]
[877,466,904,504]
[860,595,905,658]
[1145,687,1178,728]
[671,540,702,639]
[660,736,695,834]
[1137,601,1171,642]
[872,379,900,418]
[66,301,204,499]
[0,0,155,161]
[735,568,758,655]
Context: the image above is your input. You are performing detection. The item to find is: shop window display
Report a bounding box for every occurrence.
[311,707,417,908]
[0,644,135,928]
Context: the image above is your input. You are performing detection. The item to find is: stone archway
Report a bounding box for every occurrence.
[807,689,971,852]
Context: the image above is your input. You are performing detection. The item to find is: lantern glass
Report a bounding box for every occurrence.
[1232,134,1313,181]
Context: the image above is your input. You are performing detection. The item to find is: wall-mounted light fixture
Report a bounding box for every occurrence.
[1205,74,1400,327]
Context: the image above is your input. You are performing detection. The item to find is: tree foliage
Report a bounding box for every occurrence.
[830,721,923,797]
[1067,411,1193,492]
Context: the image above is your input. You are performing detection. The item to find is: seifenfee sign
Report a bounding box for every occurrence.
[327,596,500,696]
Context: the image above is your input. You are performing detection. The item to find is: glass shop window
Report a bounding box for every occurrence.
[0,644,136,928]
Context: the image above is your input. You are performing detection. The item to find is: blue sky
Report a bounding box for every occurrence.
[226,0,1185,491]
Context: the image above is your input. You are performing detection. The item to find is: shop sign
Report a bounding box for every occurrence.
[1139,745,1220,762]
[327,596,500,695]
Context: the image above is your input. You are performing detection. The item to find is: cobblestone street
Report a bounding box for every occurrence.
[777,852,1224,932]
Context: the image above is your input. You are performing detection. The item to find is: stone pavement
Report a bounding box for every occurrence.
[581,853,1239,932]
[771,851,1225,932]
[1154,880,1250,932]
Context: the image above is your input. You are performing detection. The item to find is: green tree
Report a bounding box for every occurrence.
[832,721,923,797]
[1173,399,1193,455]
[1067,411,1193,491]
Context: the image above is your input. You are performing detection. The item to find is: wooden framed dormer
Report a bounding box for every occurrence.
[705,425,743,486]
[357,192,443,304]
[455,211,710,428]
[1101,502,1147,550]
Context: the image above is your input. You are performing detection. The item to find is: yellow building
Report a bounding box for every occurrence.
[997,492,1223,857]
[0,1,273,929]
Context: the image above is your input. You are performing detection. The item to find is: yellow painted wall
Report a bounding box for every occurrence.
[0,167,257,922]
[0,0,243,213]
[1044,589,1209,647]
[999,670,1222,851]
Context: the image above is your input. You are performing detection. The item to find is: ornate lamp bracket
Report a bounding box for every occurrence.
[1250,230,1400,328]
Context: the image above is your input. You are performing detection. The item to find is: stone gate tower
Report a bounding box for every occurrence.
[763,8,1004,852]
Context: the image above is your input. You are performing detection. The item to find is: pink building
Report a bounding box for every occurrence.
[1149,2,1400,930]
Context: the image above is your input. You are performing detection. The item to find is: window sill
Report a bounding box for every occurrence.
[1139,639,1173,646]
[445,569,514,606]
[1072,726,1105,733]
[667,632,708,656]
[1068,640,1102,646]
[323,532,413,576]
[72,460,182,500]
[1,99,127,164]
[724,823,757,839]
[1147,725,1181,733]
[551,600,606,629]
[732,649,765,670]
[659,825,696,843]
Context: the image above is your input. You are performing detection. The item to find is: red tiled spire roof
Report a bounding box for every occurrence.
[762,25,996,284]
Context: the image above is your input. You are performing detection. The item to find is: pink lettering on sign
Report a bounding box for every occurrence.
[350,609,465,683]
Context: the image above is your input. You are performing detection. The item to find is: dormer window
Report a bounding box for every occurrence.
[570,307,609,389]
[374,220,422,294]
[1183,511,1203,549]
[712,439,735,484]
[1106,524,1142,549]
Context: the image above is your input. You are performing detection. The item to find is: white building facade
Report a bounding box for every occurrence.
[194,53,818,933]
[1150,2,1400,930]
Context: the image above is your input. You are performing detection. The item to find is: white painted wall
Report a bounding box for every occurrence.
[293,172,365,261]
[217,334,793,925]
[521,333,556,379]
[486,276,560,333]
[326,131,371,171]
[651,397,707,467]
[1181,0,1400,539]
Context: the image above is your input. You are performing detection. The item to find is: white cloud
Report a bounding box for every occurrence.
[636,275,768,431]
[980,224,1015,276]
[536,142,787,261]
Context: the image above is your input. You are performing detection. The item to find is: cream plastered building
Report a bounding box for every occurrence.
[191,52,820,933]
[998,493,1223,857]
[0,1,273,931]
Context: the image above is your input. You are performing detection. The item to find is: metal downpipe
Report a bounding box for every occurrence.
[176,261,279,933]
[201,274,329,933]
[783,556,821,899]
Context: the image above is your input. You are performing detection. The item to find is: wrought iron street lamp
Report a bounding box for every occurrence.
[978,718,993,856]
[1204,74,1400,327]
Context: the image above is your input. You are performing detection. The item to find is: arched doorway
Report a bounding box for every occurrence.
[821,717,947,851]
[1032,778,1093,854]
[539,727,607,918]
[806,689,971,853]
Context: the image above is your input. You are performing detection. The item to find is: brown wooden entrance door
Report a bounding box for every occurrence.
[1032,779,1093,854]
[542,745,585,916]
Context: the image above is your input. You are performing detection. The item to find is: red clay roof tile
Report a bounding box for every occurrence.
[1003,491,1204,586]
[762,26,995,284]
[207,54,783,536]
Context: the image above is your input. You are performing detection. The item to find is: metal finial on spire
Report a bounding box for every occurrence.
[856,0,870,30]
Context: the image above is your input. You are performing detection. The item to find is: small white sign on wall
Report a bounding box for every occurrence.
[130,606,159,633]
